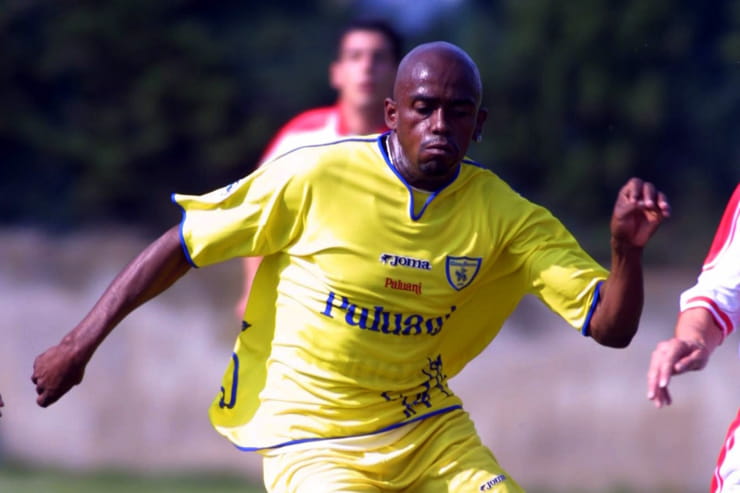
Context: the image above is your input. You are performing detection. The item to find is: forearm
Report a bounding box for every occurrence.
[588,241,644,347]
[62,226,191,362]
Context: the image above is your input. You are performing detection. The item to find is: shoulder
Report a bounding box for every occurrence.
[265,135,381,176]
[701,182,740,270]
[279,106,339,132]
[457,159,563,230]
[260,106,341,164]
[459,159,525,202]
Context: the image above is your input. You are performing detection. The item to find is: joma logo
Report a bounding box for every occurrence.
[379,253,432,270]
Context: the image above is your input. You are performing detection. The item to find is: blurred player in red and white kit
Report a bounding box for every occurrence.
[647,183,740,492]
[235,18,403,317]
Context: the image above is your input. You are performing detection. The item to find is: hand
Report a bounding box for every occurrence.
[646,337,711,408]
[611,178,671,248]
[31,341,87,408]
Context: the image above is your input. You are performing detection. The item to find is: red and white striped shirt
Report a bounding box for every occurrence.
[259,105,388,165]
[680,184,740,338]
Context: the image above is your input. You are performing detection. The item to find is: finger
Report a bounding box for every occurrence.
[647,343,681,397]
[657,191,671,217]
[647,357,668,398]
[655,345,679,388]
[658,387,672,407]
[650,386,672,408]
[621,178,644,202]
[647,365,660,399]
[639,181,657,208]
[37,391,56,408]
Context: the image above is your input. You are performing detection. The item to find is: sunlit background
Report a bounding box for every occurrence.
[2,0,740,491]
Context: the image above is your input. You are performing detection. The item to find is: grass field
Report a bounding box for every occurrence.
[0,464,685,493]
[0,465,265,493]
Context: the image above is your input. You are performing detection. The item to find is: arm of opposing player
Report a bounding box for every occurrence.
[646,308,723,408]
[32,225,191,408]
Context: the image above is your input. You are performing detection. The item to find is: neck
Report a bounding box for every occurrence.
[338,100,386,134]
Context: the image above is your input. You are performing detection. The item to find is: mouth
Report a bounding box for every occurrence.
[422,141,454,155]
[358,81,376,93]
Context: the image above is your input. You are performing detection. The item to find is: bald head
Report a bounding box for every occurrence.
[383,41,488,191]
[393,41,483,105]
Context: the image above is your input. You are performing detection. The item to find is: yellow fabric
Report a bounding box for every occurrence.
[172,134,608,450]
[261,409,526,493]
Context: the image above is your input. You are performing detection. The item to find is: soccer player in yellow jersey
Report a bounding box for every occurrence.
[32,42,671,492]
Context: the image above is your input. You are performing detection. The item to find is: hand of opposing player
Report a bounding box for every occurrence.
[646,337,711,408]
[31,340,87,408]
[610,178,671,248]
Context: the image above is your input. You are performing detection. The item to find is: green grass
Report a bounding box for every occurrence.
[0,465,265,493]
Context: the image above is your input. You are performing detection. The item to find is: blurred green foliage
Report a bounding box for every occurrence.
[1,0,738,263]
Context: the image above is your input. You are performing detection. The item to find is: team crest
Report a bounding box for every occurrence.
[445,256,482,291]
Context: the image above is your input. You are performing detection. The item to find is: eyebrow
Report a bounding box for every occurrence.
[412,95,477,106]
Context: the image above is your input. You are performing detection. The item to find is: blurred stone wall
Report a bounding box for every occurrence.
[1,229,737,492]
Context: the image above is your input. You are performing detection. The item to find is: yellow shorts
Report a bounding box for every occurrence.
[261,409,524,492]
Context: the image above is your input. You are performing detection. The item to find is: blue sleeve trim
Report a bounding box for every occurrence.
[231,404,463,452]
[581,280,604,337]
[170,193,199,268]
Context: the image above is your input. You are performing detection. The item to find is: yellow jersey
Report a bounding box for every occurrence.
[172,133,608,450]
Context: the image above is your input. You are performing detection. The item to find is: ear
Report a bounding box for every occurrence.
[473,107,488,142]
[384,97,398,129]
[329,60,342,91]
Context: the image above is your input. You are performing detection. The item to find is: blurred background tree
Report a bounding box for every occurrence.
[1,0,738,264]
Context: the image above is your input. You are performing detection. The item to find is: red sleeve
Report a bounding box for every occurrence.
[258,107,338,166]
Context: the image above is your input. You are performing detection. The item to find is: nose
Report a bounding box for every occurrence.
[430,108,449,134]
[360,53,375,74]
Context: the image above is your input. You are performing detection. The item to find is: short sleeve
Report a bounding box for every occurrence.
[511,205,608,332]
[172,155,310,268]
[680,184,740,336]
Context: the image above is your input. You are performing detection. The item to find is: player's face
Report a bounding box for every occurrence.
[330,30,397,110]
[385,53,487,190]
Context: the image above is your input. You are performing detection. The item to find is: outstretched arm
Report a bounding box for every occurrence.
[645,185,740,407]
[32,225,192,407]
[587,178,671,347]
[646,307,723,408]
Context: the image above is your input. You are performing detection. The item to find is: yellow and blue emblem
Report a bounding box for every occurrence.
[445,256,482,290]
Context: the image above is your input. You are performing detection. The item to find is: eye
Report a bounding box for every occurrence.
[450,104,475,118]
[413,102,433,116]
